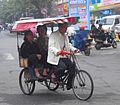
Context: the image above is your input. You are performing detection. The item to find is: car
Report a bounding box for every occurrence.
[94,18,102,28]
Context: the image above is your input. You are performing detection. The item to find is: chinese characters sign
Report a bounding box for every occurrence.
[69,0,90,30]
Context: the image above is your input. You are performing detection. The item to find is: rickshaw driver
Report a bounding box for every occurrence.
[47,21,79,90]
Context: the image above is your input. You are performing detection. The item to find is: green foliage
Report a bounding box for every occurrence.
[0,0,56,23]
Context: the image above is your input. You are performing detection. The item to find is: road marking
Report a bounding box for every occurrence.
[4,53,14,60]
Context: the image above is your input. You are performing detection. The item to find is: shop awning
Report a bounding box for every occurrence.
[12,22,37,32]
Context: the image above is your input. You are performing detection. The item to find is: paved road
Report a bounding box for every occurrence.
[0,31,120,105]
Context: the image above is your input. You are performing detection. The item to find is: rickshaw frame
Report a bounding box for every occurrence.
[12,17,94,101]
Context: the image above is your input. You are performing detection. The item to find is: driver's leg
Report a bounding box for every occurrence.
[56,58,67,78]
[28,54,41,78]
[62,58,75,90]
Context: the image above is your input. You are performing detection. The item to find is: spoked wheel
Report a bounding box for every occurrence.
[19,68,35,95]
[45,78,59,91]
[72,70,94,101]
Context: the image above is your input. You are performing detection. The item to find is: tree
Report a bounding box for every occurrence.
[29,0,57,18]
[0,0,57,23]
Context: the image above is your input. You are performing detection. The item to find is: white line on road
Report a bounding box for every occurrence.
[4,53,14,60]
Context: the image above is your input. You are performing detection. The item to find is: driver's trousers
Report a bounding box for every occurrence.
[54,58,75,86]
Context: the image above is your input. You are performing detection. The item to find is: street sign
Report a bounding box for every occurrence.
[41,8,47,15]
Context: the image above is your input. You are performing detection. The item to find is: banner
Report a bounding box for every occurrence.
[64,3,68,15]
[57,4,64,15]
[58,0,63,4]
[69,0,90,30]
[63,0,69,3]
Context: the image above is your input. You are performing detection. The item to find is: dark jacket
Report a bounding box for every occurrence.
[36,36,48,60]
[20,41,39,58]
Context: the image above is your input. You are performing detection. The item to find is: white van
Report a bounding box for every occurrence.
[101,15,120,32]
[94,18,102,28]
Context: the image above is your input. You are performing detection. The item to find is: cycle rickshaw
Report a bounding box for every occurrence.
[12,17,94,101]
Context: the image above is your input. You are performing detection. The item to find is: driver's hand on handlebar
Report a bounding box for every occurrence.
[57,50,63,56]
[74,49,80,53]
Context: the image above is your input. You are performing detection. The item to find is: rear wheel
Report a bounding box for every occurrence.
[45,78,59,91]
[72,70,94,101]
[84,48,90,56]
[95,43,101,50]
[19,68,35,95]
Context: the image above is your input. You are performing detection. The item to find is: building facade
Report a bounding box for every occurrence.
[56,0,120,20]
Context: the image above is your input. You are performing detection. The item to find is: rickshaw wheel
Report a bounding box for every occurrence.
[45,78,59,91]
[72,70,94,101]
[19,68,35,95]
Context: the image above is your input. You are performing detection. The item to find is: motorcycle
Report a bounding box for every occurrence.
[70,36,92,56]
[79,38,92,56]
[95,32,117,50]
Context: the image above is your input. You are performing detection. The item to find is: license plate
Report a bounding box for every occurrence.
[88,46,91,48]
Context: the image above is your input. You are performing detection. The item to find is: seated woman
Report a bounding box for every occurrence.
[20,29,46,79]
[36,24,49,76]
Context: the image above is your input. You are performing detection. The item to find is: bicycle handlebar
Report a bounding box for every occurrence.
[58,50,74,56]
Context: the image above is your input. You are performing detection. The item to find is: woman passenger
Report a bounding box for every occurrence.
[20,30,45,79]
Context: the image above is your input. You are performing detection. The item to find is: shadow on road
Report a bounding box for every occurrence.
[0,90,77,105]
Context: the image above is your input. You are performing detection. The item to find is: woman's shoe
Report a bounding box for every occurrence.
[42,68,48,77]
[51,73,59,84]
[34,68,40,78]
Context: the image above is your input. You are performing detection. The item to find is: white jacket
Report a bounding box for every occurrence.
[47,30,76,65]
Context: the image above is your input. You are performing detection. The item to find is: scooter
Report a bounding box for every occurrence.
[73,38,92,56]
[95,32,117,50]
[69,31,92,56]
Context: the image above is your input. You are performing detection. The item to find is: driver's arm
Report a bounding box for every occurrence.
[48,33,59,56]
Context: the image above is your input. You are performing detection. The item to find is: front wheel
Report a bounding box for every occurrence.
[112,41,117,48]
[19,68,35,95]
[72,70,94,101]
[95,43,101,50]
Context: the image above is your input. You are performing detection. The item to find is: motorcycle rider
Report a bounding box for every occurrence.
[97,24,106,42]
[91,24,99,38]
[74,26,88,49]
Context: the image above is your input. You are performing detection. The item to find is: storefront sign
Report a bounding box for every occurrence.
[113,0,120,3]
[69,0,90,30]
[63,0,68,3]
[57,0,63,4]
[69,0,78,4]
[90,4,98,11]
[57,4,64,15]
[64,3,68,15]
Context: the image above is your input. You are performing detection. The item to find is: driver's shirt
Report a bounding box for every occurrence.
[59,34,65,50]
[59,34,67,58]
